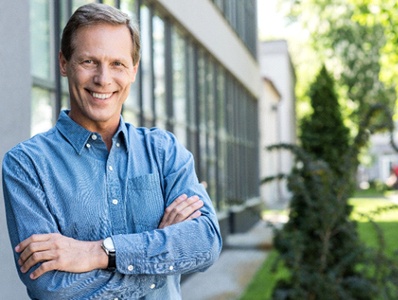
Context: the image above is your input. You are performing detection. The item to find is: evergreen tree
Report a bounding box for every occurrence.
[271,66,375,299]
[300,65,350,179]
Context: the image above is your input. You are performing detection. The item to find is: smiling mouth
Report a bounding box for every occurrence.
[91,92,113,99]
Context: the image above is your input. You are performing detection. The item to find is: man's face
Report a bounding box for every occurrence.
[59,23,138,131]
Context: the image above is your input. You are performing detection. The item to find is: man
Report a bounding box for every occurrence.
[2,3,222,299]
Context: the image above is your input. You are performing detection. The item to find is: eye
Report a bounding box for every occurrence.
[84,60,93,64]
[113,61,123,67]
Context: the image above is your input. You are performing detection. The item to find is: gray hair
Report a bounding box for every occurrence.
[61,3,141,65]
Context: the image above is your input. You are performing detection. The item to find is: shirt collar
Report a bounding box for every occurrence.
[56,110,129,155]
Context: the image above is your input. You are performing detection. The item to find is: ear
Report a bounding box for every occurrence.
[59,51,68,77]
[131,60,140,83]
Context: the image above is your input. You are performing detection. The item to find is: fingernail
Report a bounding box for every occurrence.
[15,245,20,252]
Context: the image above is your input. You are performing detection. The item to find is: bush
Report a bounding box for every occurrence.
[267,67,375,299]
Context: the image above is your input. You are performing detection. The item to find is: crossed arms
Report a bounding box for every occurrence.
[16,194,204,280]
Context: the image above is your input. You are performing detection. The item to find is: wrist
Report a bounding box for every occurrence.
[94,240,109,270]
[101,237,116,271]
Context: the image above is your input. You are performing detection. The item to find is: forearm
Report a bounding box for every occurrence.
[16,236,108,279]
[21,268,164,300]
[113,215,222,276]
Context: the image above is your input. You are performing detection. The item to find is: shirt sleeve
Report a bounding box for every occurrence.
[112,130,223,276]
[2,149,164,300]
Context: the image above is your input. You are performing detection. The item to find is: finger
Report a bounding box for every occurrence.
[164,194,188,214]
[187,210,202,220]
[30,259,58,280]
[16,233,52,253]
[163,195,198,225]
[173,198,203,223]
[18,239,54,266]
[158,194,188,228]
[20,249,55,274]
[163,196,202,226]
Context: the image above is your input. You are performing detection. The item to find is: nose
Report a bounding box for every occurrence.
[93,65,111,86]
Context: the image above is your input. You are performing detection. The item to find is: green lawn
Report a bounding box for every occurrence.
[240,194,398,300]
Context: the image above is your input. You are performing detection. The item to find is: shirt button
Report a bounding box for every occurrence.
[169,265,174,271]
[113,298,119,300]
[116,142,120,147]
[86,143,91,148]
[112,199,118,205]
[108,166,113,171]
[127,265,134,271]
[150,283,156,289]
[91,134,97,140]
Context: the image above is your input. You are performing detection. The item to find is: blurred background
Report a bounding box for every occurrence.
[1,0,398,299]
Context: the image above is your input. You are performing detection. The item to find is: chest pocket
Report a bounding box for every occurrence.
[127,173,165,232]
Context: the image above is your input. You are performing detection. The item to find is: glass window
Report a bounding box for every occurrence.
[140,5,154,127]
[215,66,227,210]
[72,0,95,11]
[120,0,137,18]
[153,15,166,129]
[205,61,217,203]
[30,0,52,81]
[31,87,54,135]
[102,0,117,7]
[172,28,187,146]
[197,50,207,182]
[186,42,199,173]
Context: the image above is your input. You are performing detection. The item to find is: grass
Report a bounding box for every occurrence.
[239,250,289,300]
[240,191,398,300]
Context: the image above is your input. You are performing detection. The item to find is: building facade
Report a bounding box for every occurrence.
[259,40,297,209]
[0,0,261,296]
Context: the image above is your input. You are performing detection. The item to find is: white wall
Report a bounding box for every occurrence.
[259,40,297,206]
[259,79,282,208]
[0,1,32,298]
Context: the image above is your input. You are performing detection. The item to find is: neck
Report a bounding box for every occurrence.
[68,111,119,152]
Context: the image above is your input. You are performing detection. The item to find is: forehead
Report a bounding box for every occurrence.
[72,23,133,60]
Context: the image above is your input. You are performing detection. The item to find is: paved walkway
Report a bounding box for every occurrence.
[181,220,276,300]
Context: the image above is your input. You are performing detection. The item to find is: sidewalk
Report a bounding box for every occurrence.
[181,219,276,300]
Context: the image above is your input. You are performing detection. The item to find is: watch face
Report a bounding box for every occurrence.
[103,237,115,252]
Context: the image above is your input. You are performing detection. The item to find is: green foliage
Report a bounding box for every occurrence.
[282,0,396,129]
[240,197,398,300]
[266,144,375,299]
[300,66,350,178]
[270,69,371,299]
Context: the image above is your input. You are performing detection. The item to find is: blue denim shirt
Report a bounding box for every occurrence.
[2,110,222,300]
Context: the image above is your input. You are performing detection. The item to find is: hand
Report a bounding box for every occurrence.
[15,233,107,280]
[158,194,204,229]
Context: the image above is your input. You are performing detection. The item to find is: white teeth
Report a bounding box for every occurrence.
[91,92,112,99]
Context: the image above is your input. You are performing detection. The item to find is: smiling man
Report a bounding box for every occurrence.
[2,3,222,299]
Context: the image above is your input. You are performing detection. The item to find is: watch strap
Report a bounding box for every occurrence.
[107,251,116,271]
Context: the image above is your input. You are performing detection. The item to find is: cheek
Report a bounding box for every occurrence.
[117,73,134,90]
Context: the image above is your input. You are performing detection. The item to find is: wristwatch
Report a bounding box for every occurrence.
[101,237,116,271]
